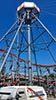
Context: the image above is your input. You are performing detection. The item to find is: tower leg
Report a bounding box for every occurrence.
[0,13,26,73]
[28,24,32,85]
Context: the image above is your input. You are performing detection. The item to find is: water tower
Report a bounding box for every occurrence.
[0,2,56,86]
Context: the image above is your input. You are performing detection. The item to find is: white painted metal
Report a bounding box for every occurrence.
[17,2,40,13]
[0,86,47,100]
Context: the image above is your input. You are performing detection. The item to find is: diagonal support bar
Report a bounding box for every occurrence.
[0,13,26,73]
[0,20,18,42]
[32,13,56,42]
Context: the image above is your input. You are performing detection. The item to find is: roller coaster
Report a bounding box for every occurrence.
[0,2,56,86]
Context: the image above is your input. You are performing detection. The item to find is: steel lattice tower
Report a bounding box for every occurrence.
[0,2,56,85]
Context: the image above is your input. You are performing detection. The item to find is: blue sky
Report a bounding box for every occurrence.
[0,0,56,41]
[0,0,56,74]
[0,0,56,35]
[0,0,56,39]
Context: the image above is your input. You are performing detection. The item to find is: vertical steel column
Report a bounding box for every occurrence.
[28,24,32,85]
[27,11,32,85]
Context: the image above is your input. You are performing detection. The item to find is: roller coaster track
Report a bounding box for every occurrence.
[0,48,56,68]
